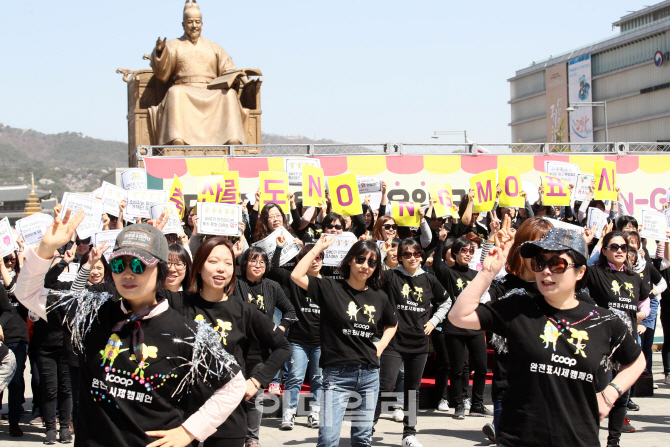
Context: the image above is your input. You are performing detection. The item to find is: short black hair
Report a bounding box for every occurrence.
[338,240,383,288]
[238,246,269,278]
[323,212,344,229]
[616,215,638,232]
[398,238,425,263]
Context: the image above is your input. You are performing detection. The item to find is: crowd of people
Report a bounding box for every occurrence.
[0,177,664,447]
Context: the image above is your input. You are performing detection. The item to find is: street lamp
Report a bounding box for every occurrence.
[432,130,468,143]
[566,102,608,143]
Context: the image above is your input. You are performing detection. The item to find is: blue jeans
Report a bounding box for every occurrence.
[493,400,502,433]
[284,343,322,411]
[7,342,28,424]
[318,364,380,447]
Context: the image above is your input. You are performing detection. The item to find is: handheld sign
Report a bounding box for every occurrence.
[469,170,497,213]
[16,214,54,246]
[540,173,571,206]
[594,161,617,200]
[90,186,104,200]
[212,171,240,204]
[285,158,321,186]
[260,172,290,213]
[468,249,483,272]
[0,218,15,258]
[302,164,326,207]
[429,183,456,218]
[168,174,186,218]
[150,203,182,234]
[251,227,300,266]
[522,180,539,205]
[640,208,669,242]
[392,201,421,227]
[544,161,580,185]
[59,193,105,239]
[586,207,609,239]
[498,167,524,208]
[120,169,148,191]
[92,230,122,261]
[125,190,170,219]
[665,208,670,231]
[197,202,243,237]
[327,173,363,217]
[322,233,358,266]
[196,175,226,203]
[573,174,594,201]
[100,181,128,217]
[357,177,383,194]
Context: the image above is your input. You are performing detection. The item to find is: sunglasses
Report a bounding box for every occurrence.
[326,224,343,230]
[531,256,575,274]
[383,224,398,231]
[76,238,91,246]
[312,255,322,262]
[459,248,475,255]
[3,257,15,263]
[354,256,377,269]
[110,258,147,275]
[402,251,421,259]
[606,243,628,253]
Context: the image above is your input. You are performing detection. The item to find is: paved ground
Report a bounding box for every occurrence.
[0,353,667,446]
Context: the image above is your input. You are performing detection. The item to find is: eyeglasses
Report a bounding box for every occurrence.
[167,262,186,270]
[606,243,628,253]
[459,248,475,255]
[531,257,575,274]
[402,251,421,259]
[249,259,266,266]
[382,224,398,231]
[326,224,343,230]
[354,256,377,269]
[267,214,283,221]
[110,258,147,275]
[76,238,91,246]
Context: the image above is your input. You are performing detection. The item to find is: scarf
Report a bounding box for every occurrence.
[112,300,162,360]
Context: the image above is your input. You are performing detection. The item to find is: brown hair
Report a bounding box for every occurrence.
[505,217,553,277]
[372,215,396,241]
[463,232,482,248]
[188,236,236,297]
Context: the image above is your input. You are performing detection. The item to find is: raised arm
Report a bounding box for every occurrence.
[291,235,334,290]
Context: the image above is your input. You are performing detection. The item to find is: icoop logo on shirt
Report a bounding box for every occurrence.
[550,353,577,367]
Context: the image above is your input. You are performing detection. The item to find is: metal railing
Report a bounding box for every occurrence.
[136,142,670,165]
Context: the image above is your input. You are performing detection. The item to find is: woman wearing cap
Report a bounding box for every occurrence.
[449,227,645,447]
[291,237,397,447]
[15,212,246,447]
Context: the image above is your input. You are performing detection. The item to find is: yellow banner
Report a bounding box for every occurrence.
[168,174,186,218]
[428,183,456,218]
[540,173,571,206]
[196,175,226,203]
[260,171,289,213]
[469,170,497,213]
[498,167,525,208]
[327,173,362,217]
[212,171,240,204]
[302,165,326,207]
[392,201,421,227]
[594,161,617,200]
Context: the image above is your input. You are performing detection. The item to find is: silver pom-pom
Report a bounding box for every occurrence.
[47,290,114,353]
[170,320,239,397]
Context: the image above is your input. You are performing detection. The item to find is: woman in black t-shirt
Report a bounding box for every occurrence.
[291,237,397,447]
[449,227,645,447]
[372,238,448,447]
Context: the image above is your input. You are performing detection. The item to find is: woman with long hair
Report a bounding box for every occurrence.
[373,215,398,242]
[15,213,246,447]
[291,237,397,447]
[449,227,645,447]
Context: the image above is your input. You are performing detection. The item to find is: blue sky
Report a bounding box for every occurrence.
[0,0,652,144]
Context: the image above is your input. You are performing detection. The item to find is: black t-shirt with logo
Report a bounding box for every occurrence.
[381,269,447,353]
[584,265,649,335]
[476,293,640,447]
[306,276,397,368]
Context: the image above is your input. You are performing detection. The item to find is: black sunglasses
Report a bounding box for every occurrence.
[383,224,398,230]
[354,256,377,269]
[606,243,628,253]
[402,251,421,259]
[110,258,147,275]
[326,224,343,230]
[76,238,91,246]
[531,256,575,274]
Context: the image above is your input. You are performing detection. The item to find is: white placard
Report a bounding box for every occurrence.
[665,208,670,231]
[92,230,122,261]
[245,192,256,206]
[69,263,80,274]
[57,272,78,282]
[251,227,300,266]
[521,180,539,205]
[640,209,669,242]
[100,182,128,217]
[59,193,104,239]
[544,161,580,185]
[15,214,54,246]
[367,192,383,212]
[322,232,358,267]
[357,177,383,194]
[120,169,148,191]
[125,190,170,219]
[542,217,585,234]
[284,158,321,186]
[151,202,183,235]
[90,186,104,200]
[197,202,242,237]
[572,174,594,201]
[468,249,483,271]
[0,218,15,258]
[586,207,609,239]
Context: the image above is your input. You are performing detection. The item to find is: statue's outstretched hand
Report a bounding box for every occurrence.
[155,37,167,54]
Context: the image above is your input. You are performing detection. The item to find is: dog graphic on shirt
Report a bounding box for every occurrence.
[413,287,424,302]
[611,280,622,296]
[347,302,361,320]
[129,344,158,380]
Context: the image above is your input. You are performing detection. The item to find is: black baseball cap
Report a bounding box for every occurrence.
[109,224,168,266]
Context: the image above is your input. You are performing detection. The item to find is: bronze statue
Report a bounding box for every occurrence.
[148,0,248,146]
